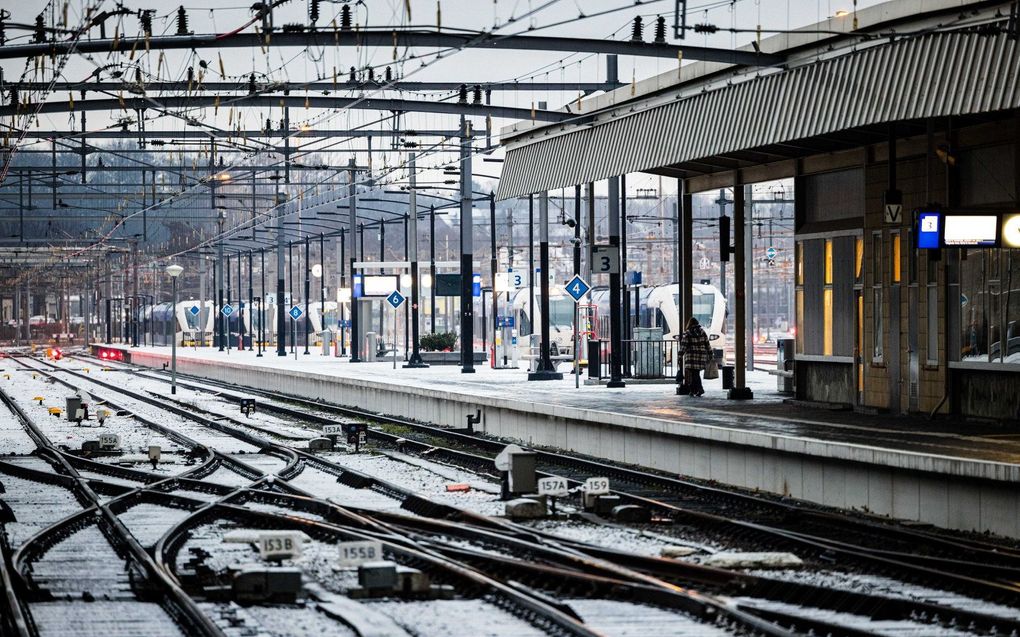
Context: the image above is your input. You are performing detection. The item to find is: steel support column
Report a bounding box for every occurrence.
[607,176,625,388]
[460,117,475,373]
[529,191,563,380]
[348,159,361,362]
[405,153,428,368]
[729,181,753,399]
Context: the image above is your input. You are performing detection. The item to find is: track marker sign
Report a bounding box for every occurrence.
[289,305,303,320]
[337,540,383,567]
[537,476,570,497]
[221,304,234,317]
[564,275,591,302]
[583,476,611,495]
[386,290,406,309]
[188,305,201,317]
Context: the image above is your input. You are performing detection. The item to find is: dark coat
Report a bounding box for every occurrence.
[678,324,712,371]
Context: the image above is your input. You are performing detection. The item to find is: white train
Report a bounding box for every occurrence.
[509,283,726,356]
[144,298,342,347]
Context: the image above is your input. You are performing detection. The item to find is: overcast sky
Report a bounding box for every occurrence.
[2,0,888,196]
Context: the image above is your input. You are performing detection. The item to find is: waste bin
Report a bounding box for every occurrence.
[776,338,795,394]
[721,365,735,390]
[321,330,333,356]
[633,327,661,378]
[587,340,603,379]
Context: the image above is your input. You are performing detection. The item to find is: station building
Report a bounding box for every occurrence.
[498,0,1020,421]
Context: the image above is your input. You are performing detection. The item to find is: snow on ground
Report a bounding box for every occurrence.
[0,468,81,547]
[365,599,549,637]
[287,465,404,511]
[118,502,194,546]
[566,599,733,637]
[749,568,1020,622]
[319,451,506,516]
[201,602,358,637]
[31,601,185,637]
[520,518,719,558]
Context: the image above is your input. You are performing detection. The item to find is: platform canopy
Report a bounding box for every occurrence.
[497,8,1020,200]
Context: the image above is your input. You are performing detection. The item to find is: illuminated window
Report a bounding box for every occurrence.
[824,240,833,285]
[855,237,863,281]
[857,293,864,392]
[823,288,833,356]
[892,232,901,283]
[796,289,804,354]
[796,243,804,285]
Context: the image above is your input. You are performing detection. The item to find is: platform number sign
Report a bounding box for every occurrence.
[592,246,620,274]
[289,305,303,321]
[765,246,777,261]
[564,275,591,302]
[337,540,383,566]
[386,290,405,309]
[188,305,201,317]
[221,304,234,317]
[510,270,524,288]
[583,476,611,495]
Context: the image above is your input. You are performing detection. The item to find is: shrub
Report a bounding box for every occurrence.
[420,331,458,351]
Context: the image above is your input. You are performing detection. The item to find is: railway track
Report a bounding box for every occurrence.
[0,353,838,637]
[11,352,1018,635]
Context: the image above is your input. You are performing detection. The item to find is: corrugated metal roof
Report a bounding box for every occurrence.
[497,30,1020,200]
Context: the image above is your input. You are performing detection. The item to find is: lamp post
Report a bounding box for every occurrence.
[166,264,184,394]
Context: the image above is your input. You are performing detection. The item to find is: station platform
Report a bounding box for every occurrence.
[91,344,1020,538]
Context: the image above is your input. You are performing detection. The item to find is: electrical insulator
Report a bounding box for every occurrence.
[265,117,271,132]
[472,85,481,104]
[0,19,5,46]
[384,66,392,82]
[309,0,320,23]
[34,14,46,44]
[249,73,257,94]
[135,68,142,83]
[457,84,467,103]
[630,16,643,42]
[654,16,666,43]
[176,6,189,36]
[186,67,194,84]
[9,89,17,108]
[349,66,357,82]
[340,5,352,30]
[693,23,718,34]
[367,67,375,82]
[139,10,153,37]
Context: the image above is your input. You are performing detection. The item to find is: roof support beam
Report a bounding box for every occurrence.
[0,30,783,67]
[0,95,571,122]
[9,81,625,93]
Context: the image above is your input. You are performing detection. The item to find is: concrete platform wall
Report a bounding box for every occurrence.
[120,348,1020,538]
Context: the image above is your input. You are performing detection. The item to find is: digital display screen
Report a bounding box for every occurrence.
[917,212,941,249]
[944,214,998,247]
[362,275,401,297]
[1001,213,1020,249]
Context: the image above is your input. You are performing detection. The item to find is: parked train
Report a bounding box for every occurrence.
[142,299,342,347]
[509,283,726,356]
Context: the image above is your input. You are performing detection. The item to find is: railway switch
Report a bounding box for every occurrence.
[307,437,334,452]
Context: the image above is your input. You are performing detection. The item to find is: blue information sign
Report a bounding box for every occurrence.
[337,319,351,328]
[289,305,303,320]
[918,211,942,249]
[221,304,234,317]
[189,305,201,316]
[564,275,591,302]
[386,290,406,309]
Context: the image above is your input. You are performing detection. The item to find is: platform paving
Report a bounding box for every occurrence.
[92,344,1020,537]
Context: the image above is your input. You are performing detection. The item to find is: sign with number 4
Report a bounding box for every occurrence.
[584,476,611,495]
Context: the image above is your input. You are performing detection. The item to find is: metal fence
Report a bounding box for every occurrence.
[588,339,683,380]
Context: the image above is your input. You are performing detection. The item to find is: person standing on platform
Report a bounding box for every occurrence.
[677,317,712,397]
